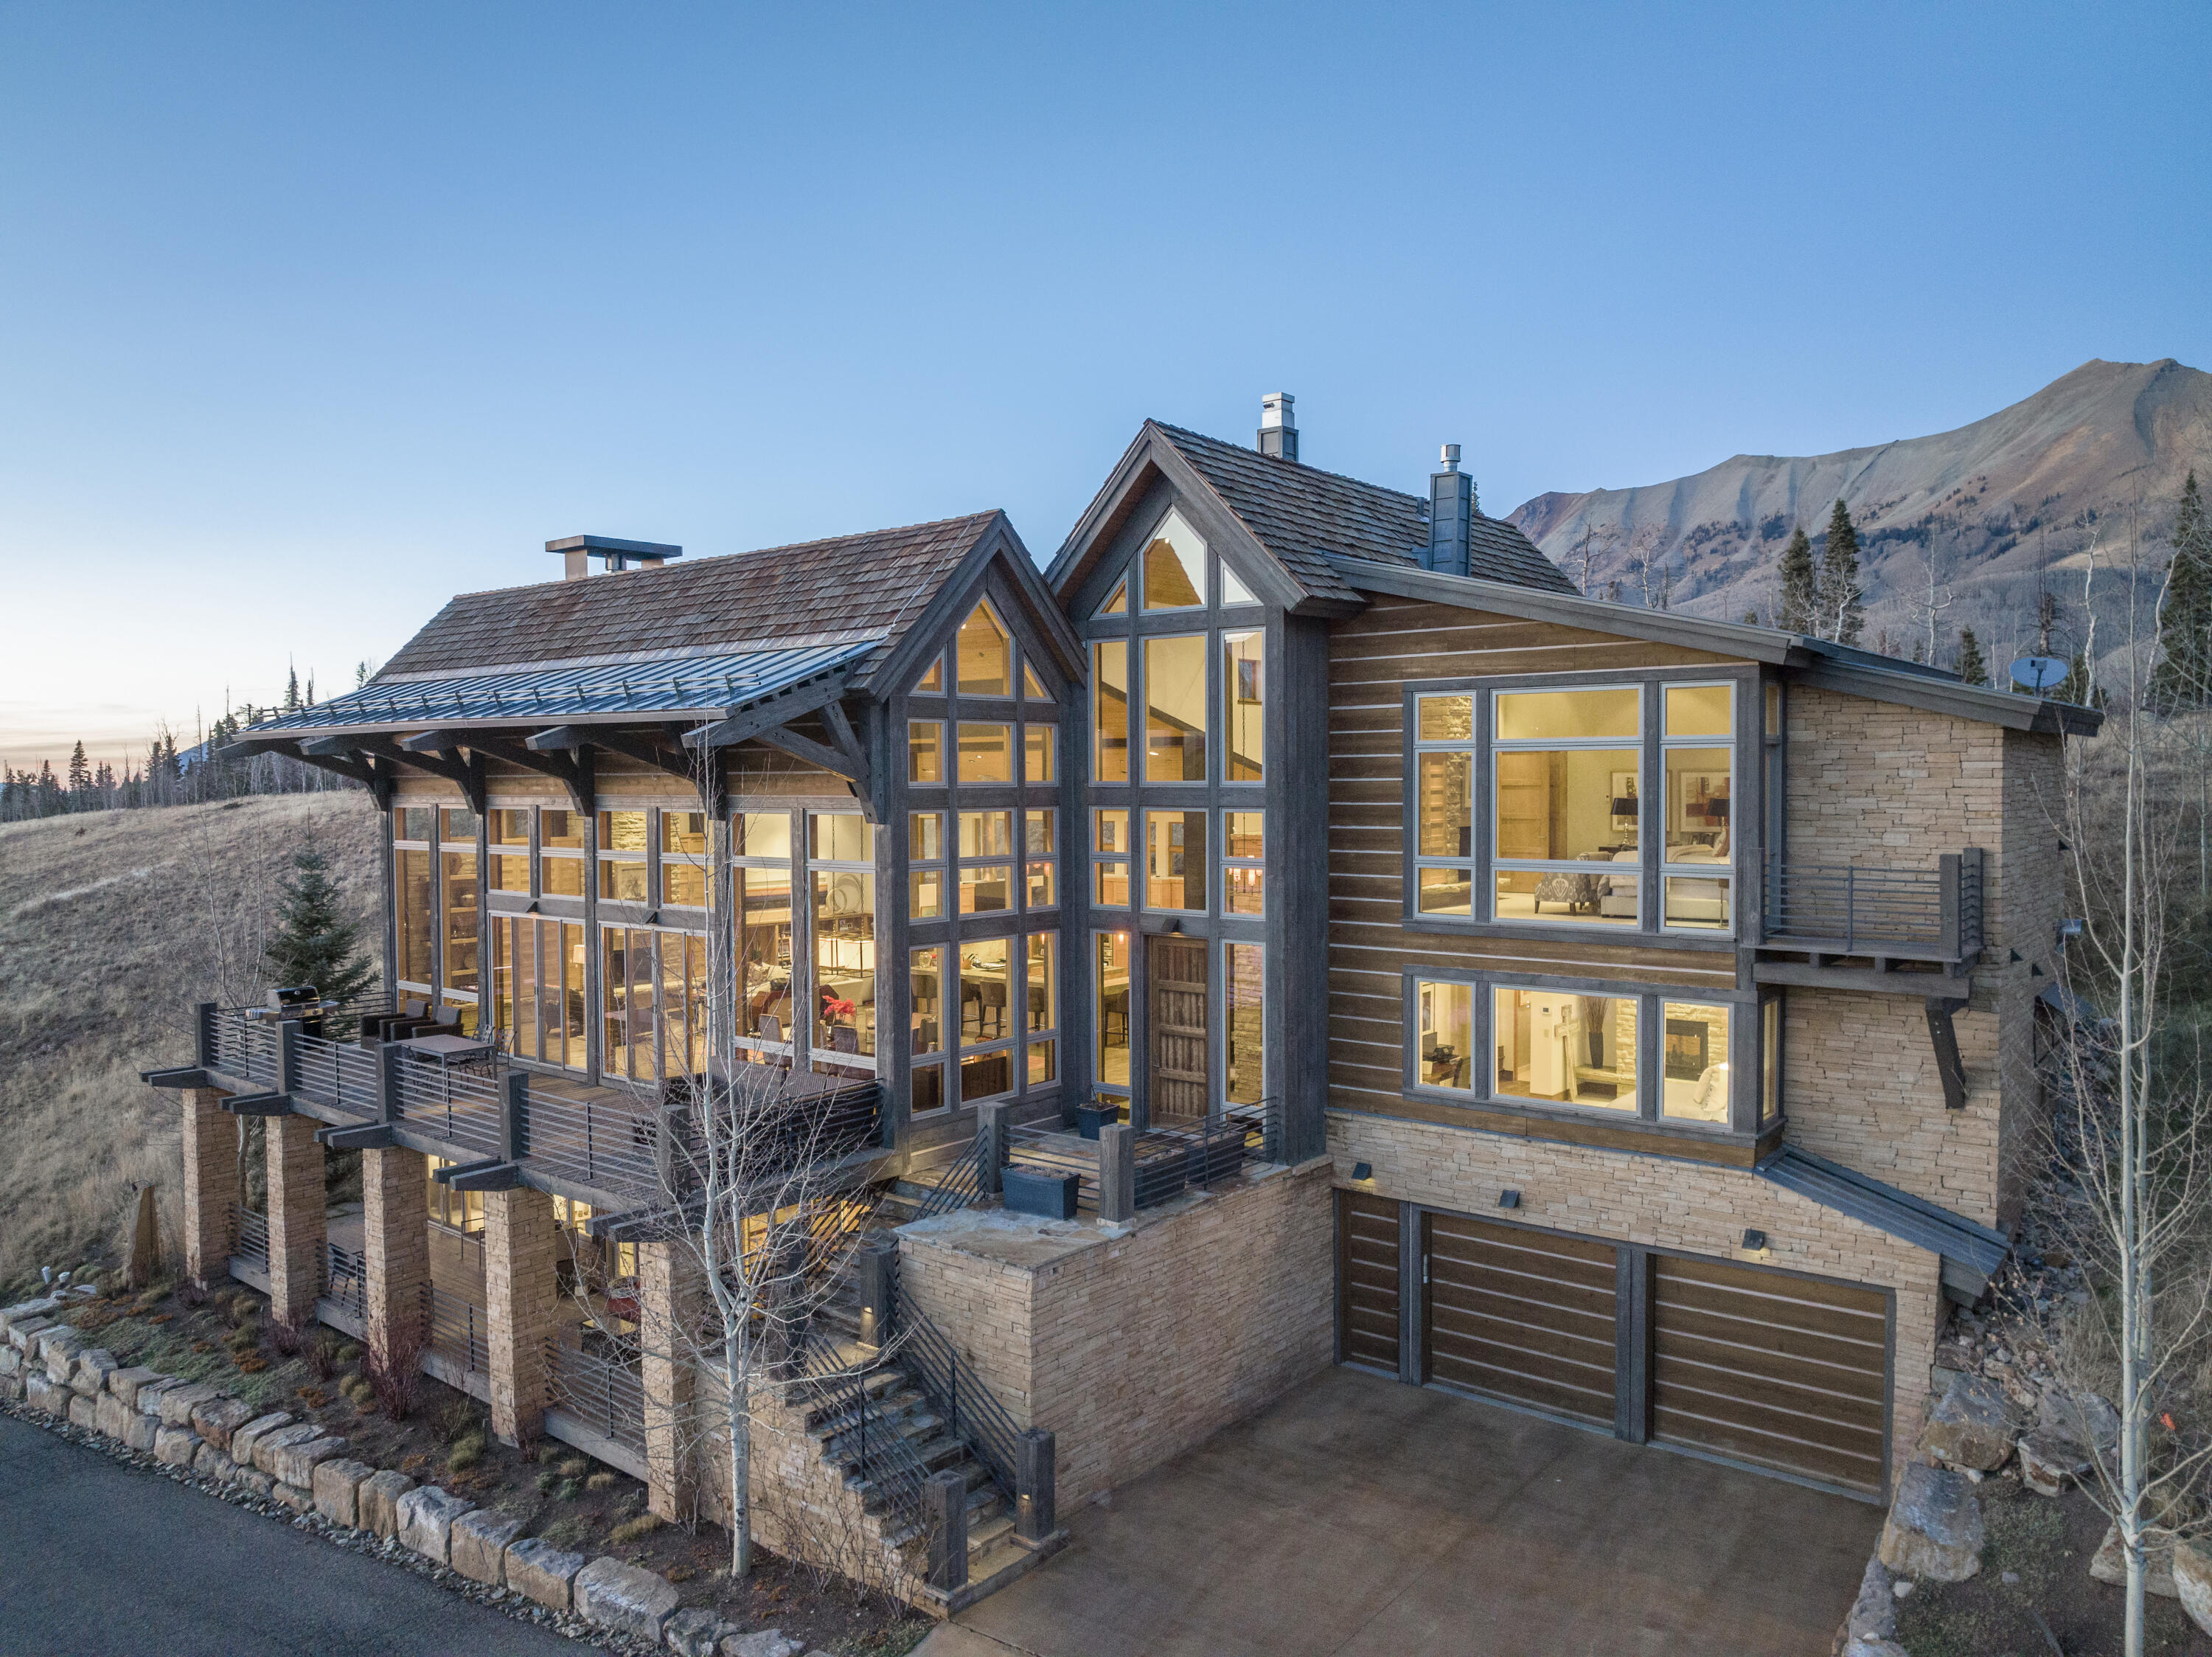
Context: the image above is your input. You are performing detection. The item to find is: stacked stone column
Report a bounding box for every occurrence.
[265,1115,327,1329]
[179,1088,241,1288]
[361,1146,430,1371]
[482,1185,557,1445]
[639,1240,706,1521]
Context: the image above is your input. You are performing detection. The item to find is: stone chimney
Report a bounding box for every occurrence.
[546,535,684,581]
[1257,393,1298,463]
[1425,445,1475,576]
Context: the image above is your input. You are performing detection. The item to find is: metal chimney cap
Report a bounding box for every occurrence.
[1439,443,1461,470]
[545,535,684,560]
[1259,392,1295,431]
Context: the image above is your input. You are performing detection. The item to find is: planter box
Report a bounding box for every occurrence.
[1075,1103,1122,1141]
[1004,1168,1081,1220]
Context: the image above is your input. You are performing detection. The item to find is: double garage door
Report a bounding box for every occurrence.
[1337,1192,1892,1498]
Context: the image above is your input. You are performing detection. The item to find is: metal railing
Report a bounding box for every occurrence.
[912,1134,990,1220]
[892,1284,1020,1504]
[232,1206,270,1274]
[428,1285,488,1376]
[546,1338,646,1456]
[291,1033,380,1120]
[803,1336,940,1536]
[1005,1122,1101,1214]
[522,1089,661,1195]
[1762,850,1983,960]
[1133,1115,1262,1209]
[325,1242,366,1318]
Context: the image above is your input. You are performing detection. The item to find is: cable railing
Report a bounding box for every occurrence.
[546,1338,646,1456]
[522,1090,661,1197]
[392,1060,504,1159]
[291,1033,380,1119]
[892,1283,1020,1504]
[232,1206,269,1274]
[912,1133,990,1220]
[1761,850,1983,960]
[325,1242,366,1319]
[428,1285,488,1376]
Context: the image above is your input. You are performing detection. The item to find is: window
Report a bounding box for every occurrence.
[1414,982,1475,1092]
[1144,636,1206,781]
[601,926,709,1083]
[1662,1001,1731,1122]
[956,602,1012,696]
[490,809,529,890]
[440,810,479,1024]
[957,723,1012,785]
[1662,684,1733,931]
[441,805,479,844]
[1099,577,1128,616]
[1223,631,1264,782]
[1093,642,1128,782]
[908,812,944,918]
[1225,942,1263,1104]
[1141,508,1207,610]
[1024,809,1057,909]
[424,1156,484,1235]
[597,810,648,903]
[958,937,1013,1102]
[909,720,944,785]
[661,811,709,909]
[735,811,794,1054]
[957,810,1014,914]
[1024,723,1056,785]
[540,808,585,898]
[1222,811,1263,915]
[1022,663,1049,701]
[1092,809,1130,906]
[1491,687,1641,928]
[1494,987,1635,1111]
[396,807,435,844]
[1411,695,1475,915]
[495,916,585,1069]
[1761,992,1782,1123]
[911,946,945,1114]
[915,655,943,694]
[1096,930,1131,1094]
[812,814,877,1071]
[1145,810,1206,911]
[1026,934,1057,1086]
[395,847,432,987]
[1220,560,1258,607]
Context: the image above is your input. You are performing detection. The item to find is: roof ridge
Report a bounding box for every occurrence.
[1148,420,1430,510]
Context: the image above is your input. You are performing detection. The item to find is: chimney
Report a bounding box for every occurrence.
[1257,393,1298,463]
[1426,444,1475,576]
[546,534,684,581]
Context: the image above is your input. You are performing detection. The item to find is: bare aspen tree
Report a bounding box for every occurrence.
[1913,543,1954,667]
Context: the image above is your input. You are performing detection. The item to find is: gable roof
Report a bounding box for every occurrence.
[1049,420,1575,609]
[378,512,1006,689]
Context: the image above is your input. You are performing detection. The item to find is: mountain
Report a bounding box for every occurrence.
[1507,359,2212,665]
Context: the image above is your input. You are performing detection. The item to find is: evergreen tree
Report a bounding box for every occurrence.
[2054,647,2106,709]
[1816,499,1866,646]
[1776,527,1818,633]
[283,663,300,713]
[2151,470,2212,710]
[1742,608,1761,626]
[262,841,376,1010]
[1955,627,1991,687]
[66,740,91,796]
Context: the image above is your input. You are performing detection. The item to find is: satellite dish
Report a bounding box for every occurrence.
[2009,656,2069,693]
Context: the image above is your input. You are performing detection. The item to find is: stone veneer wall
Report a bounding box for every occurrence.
[898,1159,1336,1510]
[1328,1111,1949,1476]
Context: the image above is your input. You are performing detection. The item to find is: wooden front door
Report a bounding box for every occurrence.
[1147,935,1209,1122]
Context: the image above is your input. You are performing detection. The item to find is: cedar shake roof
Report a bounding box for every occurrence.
[1150,422,1576,602]
[376,512,1004,687]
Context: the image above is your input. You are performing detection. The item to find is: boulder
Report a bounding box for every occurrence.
[66,1393,100,1430]
[192,1396,256,1451]
[193,1442,238,1482]
[235,1467,275,1499]
[2037,1388,2121,1460]
[663,1608,723,1656]
[0,1373,18,1404]
[106,1366,164,1408]
[7,1315,58,1352]
[273,1483,315,1515]
[229,1412,296,1470]
[153,1425,204,1467]
[70,1349,117,1396]
[24,1372,64,1415]
[2089,1523,2178,1598]
[2017,1432,2090,1497]
[0,1296,65,1336]
[451,1510,524,1585]
[722,1633,804,1657]
[159,1382,221,1429]
[40,1327,86,1383]
[133,1377,187,1417]
[250,1422,321,1477]
[0,1345,18,1378]
[271,1432,348,1489]
[1879,1464,1985,1583]
[504,1536,587,1611]
[119,1403,160,1452]
[1920,1375,2014,1471]
[95,1392,134,1441]
[358,1470,416,1540]
[397,1485,473,1564]
[1840,1642,1911,1657]
[574,1556,680,1641]
[311,1458,376,1528]
[2174,1537,2212,1639]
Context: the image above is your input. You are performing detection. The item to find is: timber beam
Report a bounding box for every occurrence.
[310,735,485,815]
[140,1066,210,1089]
[527,724,697,785]
[444,1160,524,1192]
[681,673,852,752]
[220,1091,296,1117]
[430,1156,507,1187]
[315,1122,397,1150]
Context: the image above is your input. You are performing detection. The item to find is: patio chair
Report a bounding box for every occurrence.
[363,999,430,1043]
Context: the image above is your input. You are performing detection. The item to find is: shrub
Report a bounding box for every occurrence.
[363,1319,425,1421]
[178,1279,207,1309]
[538,1516,589,1549]
[434,1400,479,1445]
[448,1437,484,1476]
[556,1478,582,1501]
[268,1319,305,1358]
[556,1456,588,1479]
[225,1324,259,1353]
[306,1333,342,1382]
[606,1514,661,1546]
[585,1470,616,1493]
[536,1470,562,1495]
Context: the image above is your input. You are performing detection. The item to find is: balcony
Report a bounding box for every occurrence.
[1756,850,1983,993]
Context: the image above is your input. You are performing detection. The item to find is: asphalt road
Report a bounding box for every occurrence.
[0,1408,577,1657]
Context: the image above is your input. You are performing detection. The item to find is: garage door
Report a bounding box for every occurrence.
[1650,1252,1889,1496]
[1423,1214,1618,1427]
[1336,1192,1401,1376]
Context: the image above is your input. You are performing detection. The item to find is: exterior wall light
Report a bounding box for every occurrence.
[1742,1229,1768,1252]
[1498,1190,1520,1209]
[1351,1162,1373,1181]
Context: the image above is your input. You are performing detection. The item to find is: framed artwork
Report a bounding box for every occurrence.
[1610,771,1639,835]
[1674,772,1729,835]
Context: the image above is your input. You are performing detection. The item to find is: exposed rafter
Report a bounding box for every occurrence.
[305,734,485,814]
[681,673,852,752]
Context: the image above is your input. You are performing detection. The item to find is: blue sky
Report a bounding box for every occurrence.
[3,1,2206,768]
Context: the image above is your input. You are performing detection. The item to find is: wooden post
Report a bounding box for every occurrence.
[1015,1427,1057,1545]
[975,1101,1010,1197]
[278,1018,302,1094]
[179,1088,240,1288]
[1098,1122,1135,1223]
[194,1000,218,1071]
[855,1235,896,1351]
[127,1184,160,1290]
[482,1184,556,1445]
[927,1467,969,1591]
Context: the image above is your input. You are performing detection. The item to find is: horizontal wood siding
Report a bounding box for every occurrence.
[1649,1253,1890,1496]
[1336,1192,1402,1376]
[1424,1214,1618,1424]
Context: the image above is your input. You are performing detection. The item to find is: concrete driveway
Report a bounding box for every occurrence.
[927,1366,1882,1657]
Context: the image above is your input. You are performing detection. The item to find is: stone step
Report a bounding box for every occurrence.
[812,1391,930,1445]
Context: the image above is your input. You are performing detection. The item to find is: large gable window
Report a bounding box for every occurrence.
[956,601,1012,696]
[1141,508,1207,610]
[1144,635,1207,781]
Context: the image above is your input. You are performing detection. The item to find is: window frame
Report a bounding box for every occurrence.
[1399,666,1758,951]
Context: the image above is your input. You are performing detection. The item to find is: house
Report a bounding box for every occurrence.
[143,395,2095,1602]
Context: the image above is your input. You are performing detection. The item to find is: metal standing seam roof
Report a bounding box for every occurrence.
[239,639,881,737]
[1756,1144,2010,1298]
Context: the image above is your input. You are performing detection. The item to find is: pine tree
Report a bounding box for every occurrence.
[2152,470,2212,711]
[1776,527,1818,633]
[66,740,91,798]
[263,841,376,1010]
[1955,628,1990,687]
[1816,499,1866,646]
[1742,608,1760,626]
[284,663,300,712]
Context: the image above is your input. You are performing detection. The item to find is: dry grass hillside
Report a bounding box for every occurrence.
[0,792,380,1297]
